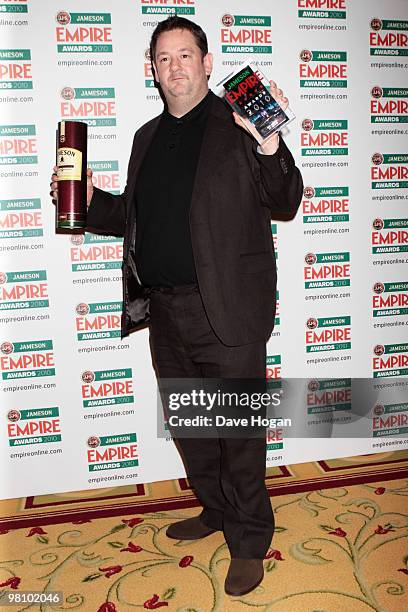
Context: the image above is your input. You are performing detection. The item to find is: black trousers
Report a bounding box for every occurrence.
[148,284,274,559]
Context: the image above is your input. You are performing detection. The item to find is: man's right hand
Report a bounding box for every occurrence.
[50,166,94,208]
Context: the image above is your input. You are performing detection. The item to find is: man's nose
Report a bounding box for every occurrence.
[169,56,181,71]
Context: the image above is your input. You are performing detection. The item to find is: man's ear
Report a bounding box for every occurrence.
[203,52,213,77]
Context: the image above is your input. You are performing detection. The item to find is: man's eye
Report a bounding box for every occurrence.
[160,57,168,63]
[181,54,190,59]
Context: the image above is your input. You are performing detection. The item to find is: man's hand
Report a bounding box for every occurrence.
[50,166,94,207]
[233,80,289,155]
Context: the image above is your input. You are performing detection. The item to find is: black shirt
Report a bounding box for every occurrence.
[135,90,212,287]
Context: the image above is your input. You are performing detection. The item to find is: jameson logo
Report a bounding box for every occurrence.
[7,407,61,447]
[86,433,138,472]
[81,369,134,408]
[60,87,116,127]
[370,18,408,57]
[89,160,119,194]
[266,355,281,391]
[371,86,408,124]
[76,301,121,340]
[0,1,28,14]
[140,0,195,15]
[306,378,351,414]
[220,13,272,53]
[0,340,55,380]
[70,233,123,272]
[372,343,408,378]
[0,49,32,89]
[372,281,408,318]
[302,186,349,224]
[298,0,346,20]
[0,124,37,165]
[266,427,283,452]
[305,316,351,352]
[371,152,408,189]
[271,223,278,259]
[304,251,350,289]
[299,49,347,88]
[372,402,408,437]
[275,290,280,326]
[0,270,48,310]
[0,198,42,239]
[371,217,408,254]
[301,119,348,157]
[55,11,113,53]
[144,49,154,88]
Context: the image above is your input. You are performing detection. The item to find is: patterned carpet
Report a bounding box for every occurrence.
[0,451,407,611]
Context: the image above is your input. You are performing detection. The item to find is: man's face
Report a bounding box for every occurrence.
[153,28,213,104]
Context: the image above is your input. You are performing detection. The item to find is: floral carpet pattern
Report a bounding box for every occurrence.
[0,478,408,611]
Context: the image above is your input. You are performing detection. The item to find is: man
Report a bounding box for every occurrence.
[51,16,302,596]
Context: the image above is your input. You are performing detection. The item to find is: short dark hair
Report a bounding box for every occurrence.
[150,16,208,61]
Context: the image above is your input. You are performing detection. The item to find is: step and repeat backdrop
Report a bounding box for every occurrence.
[0,0,407,498]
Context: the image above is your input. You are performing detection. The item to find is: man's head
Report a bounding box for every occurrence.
[150,16,213,112]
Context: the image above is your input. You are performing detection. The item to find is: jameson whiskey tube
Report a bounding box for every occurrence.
[56,120,87,229]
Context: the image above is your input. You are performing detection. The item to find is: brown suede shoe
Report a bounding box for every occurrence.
[224,559,264,596]
[166,516,218,540]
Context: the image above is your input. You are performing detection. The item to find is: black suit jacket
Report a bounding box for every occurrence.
[87,94,303,346]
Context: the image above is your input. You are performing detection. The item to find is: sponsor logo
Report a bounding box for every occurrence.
[370,86,408,124]
[87,432,138,471]
[298,0,346,20]
[307,378,351,414]
[371,152,408,189]
[302,185,349,223]
[70,232,123,272]
[76,301,122,340]
[370,18,408,57]
[55,11,113,53]
[81,368,134,408]
[7,406,61,446]
[60,87,116,127]
[144,48,155,88]
[301,119,348,157]
[275,290,280,326]
[266,354,281,383]
[305,316,351,352]
[372,281,408,317]
[0,48,32,90]
[371,217,408,253]
[373,342,408,378]
[372,401,408,437]
[140,0,195,15]
[0,124,37,165]
[266,426,283,451]
[304,251,350,288]
[299,49,347,88]
[0,269,48,310]
[0,339,55,380]
[271,223,278,259]
[89,160,119,194]
[0,198,43,239]
[220,13,272,53]
[0,1,28,14]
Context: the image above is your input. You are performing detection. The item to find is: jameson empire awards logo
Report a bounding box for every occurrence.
[144,49,154,88]
[305,316,351,352]
[0,198,43,239]
[372,281,408,318]
[372,343,408,378]
[220,13,272,53]
[86,433,138,472]
[299,49,347,88]
[275,290,280,326]
[371,217,408,254]
[306,378,351,414]
[0,340,55,380]
[60,87,116,127]
[371,86,408,124]
[81,369,134,408]
[372,402,408,437]
[304,251,350,289]
[301,119,348,157]
[0,1,28,14]
[266,354,281,381]
[7,407,61,447]
[302,186,349,224]
[370,18,408,57]
[70,233,123,272]
[271,222,278,259]
[89,160,119,193]
[140,0,195,15]
[76,301,121,340]
[55,11,113,53]
[266,427,283,452]
[0,124,37,165]
[371,152,408,189]
[0,269,48,310]
[0,49,32,89]
[298,0,346,20]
